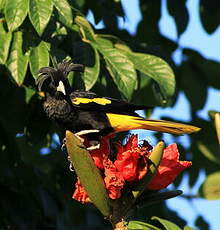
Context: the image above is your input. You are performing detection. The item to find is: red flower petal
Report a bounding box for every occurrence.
[72,180,91,204]
[103,158,125,199]
[147,143,192,190]
[117,134,138,155]
[114,135,150,182]
[90,136,110,169]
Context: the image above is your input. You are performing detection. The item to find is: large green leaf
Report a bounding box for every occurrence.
[29,0,53,36]
[94,37,137,100]
[128,221,161,230]
[29,41,50,78]
[53,0,73,28]
[0,23,12,64]
[83,44,100,90]
[152,217,181,230]
[75,15,95,41]
[7,32,29,85]
[4,0,28,31]
[199,171,220,200]
[124,51,175,99]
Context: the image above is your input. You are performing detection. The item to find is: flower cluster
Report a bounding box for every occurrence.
[72,135,192,203]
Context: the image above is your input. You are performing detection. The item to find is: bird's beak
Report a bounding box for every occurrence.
[57,81,66,95]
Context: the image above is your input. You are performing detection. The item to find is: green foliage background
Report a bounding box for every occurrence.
[0,0,220,229]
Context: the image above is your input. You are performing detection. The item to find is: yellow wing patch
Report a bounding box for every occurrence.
[72,97,112,105]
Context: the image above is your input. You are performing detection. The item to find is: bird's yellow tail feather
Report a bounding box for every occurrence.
[106,113,200,135]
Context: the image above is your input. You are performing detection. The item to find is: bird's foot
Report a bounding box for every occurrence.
[74,130,100,150]
[87,141,100,150]
[67,156,74,172]
[61,137,67,152]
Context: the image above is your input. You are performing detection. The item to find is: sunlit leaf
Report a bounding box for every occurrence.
[5,0,28,31]
[128,52,175,98]
[128,221,161,230]
[0,23,12,64]
[94,37,137,100]
[29,0,53,36]
[7,32,29,85]
[83,45,100,90]
[152,216,181,230]
[75,15,95,41]
[53,0,73,28]
[183,226,196,230]
[199,171,220,200]
[29,41,50,78]
[0,0,5,11]
[198,142,220,165]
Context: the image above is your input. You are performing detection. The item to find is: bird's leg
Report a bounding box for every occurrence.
[74,129,100,150]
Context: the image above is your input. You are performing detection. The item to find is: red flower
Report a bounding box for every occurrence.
[147,143,192,190]
[72,135,192,204]
[72,180,90,204]
[90,136,110,169]
[114,135,151,182]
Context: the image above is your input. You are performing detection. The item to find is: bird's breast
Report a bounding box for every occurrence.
[43,98,73,121]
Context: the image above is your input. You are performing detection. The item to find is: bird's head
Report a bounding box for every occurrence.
[36,60,84,97]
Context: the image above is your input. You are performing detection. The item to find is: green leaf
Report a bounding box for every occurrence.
[183,226,196,230]
[199,171,220,200]
[29,41,50,78]
[200,0,220,34]
[0,23,12,64]
[136,190,182,208]
[95,37,137,100]
[197,142,220,165]
[29,0,53,36]
[65,131,111,217]
[83,45,100,90]
[0,0,5,11]
[167,0,189,36]
[75,15,95,41]
[4,0,28,31]
[23,86,35,103]
[53,0,73,28]
[125,52,175,99]
[128,221,161,230]
[179,61,207,111]
[7,32,29,85]
[152,217,181,230]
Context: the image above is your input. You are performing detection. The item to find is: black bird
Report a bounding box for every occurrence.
[36,60,200,149]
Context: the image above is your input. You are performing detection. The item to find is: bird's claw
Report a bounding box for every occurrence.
[74,129,101,150]
[67,156,74,172]
[86,141,100,151]
[61,137,67,152]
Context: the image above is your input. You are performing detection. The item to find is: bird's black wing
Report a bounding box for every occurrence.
[69,90,151,115]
